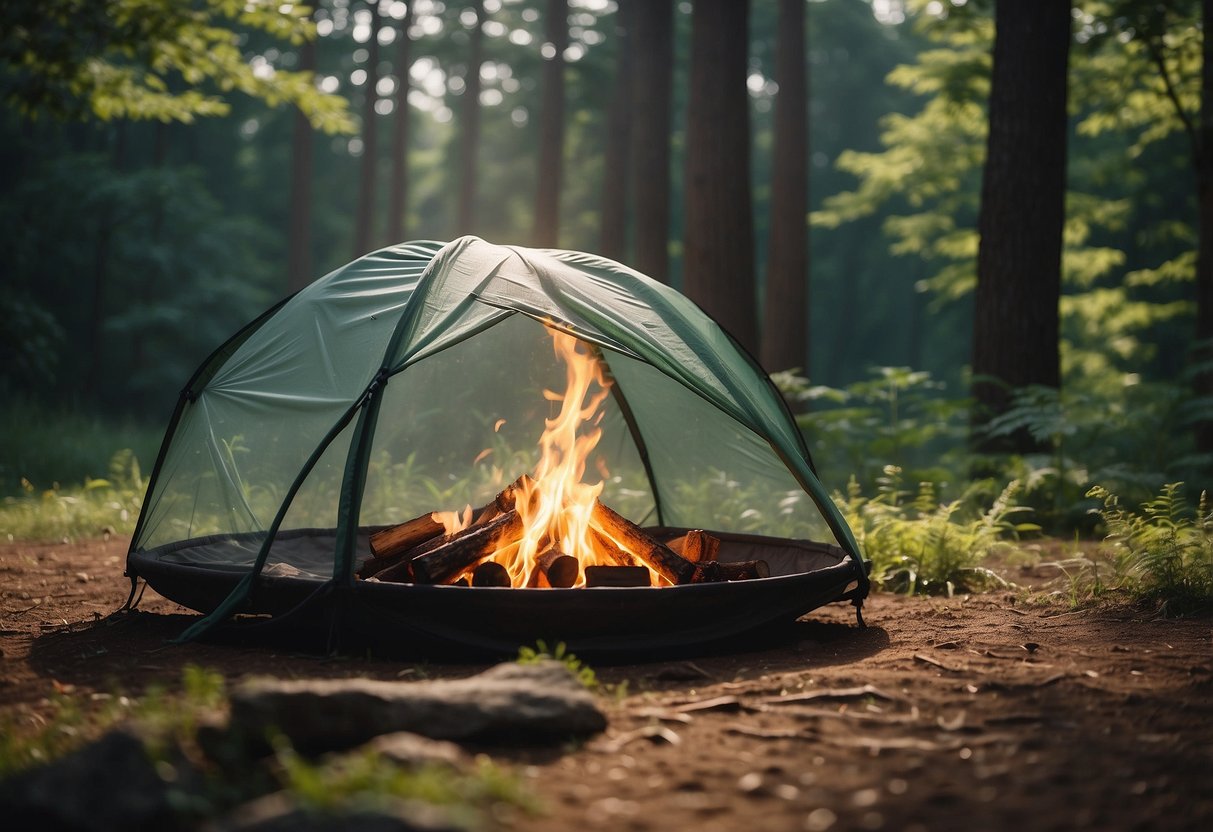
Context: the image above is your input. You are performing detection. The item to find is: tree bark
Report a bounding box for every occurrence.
[598,0,632,261]
[682,0,758,353]
[457,0,485,234]
[533,0,568,248]
[1195,0,1213,453]
[354,2,384,258]
[970,0,1071,455]
[760,0,809,373]
[386,3,415,246]
[287,37,316,293]
[629,0,674,283]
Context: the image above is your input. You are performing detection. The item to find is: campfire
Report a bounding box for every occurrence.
[358,327,770,589]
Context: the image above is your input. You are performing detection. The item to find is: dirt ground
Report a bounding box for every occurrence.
[1,537,1211,832]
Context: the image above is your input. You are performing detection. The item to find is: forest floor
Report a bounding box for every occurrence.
[1,537,1211,832]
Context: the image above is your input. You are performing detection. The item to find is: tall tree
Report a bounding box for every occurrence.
[1199,0,1213,453]
[533,0,568,247]
[628,0,674,283]
[386,3,416,245]
[598,0,633,261]
[287,36,317,294]
[683,0,757,352]
[760,0,809,373]
[457,0,486,234]
[354,1,384,257]
[970,0,1071,453]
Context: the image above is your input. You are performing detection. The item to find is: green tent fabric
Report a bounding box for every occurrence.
[128,237,869,647]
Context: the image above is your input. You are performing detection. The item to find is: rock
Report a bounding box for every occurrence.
[359,733,469,769]
[0,727,183,831]
[229,661,606,752]
[218,792,462,832]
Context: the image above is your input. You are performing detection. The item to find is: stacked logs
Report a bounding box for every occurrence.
[357,477,769,588]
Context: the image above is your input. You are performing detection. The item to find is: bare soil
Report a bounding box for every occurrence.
[2,537,1211,831]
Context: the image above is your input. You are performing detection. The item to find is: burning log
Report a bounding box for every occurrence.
[667,530,721,564]
[471,561,512,587]
[411,510,523,585]
[360,476,533,581]
[590,502,696,585]
[692,560,770,583]
[369,512,444,559]
[585,565,652,587]
[526,550,579,588]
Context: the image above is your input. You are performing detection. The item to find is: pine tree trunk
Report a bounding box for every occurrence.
[1194,0,1213,453]
[287,38,316,293]
[598,0,632,261]
[629,0,673,283]
[354,2,383,257]
[386,4,415,246]
[760,0,809,373]
[970,0,1071,455]
[683,0,757,353]
[533,0,567,248]
[457,0,485,234]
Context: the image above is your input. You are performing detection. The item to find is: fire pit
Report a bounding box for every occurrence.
[126,237,869,655]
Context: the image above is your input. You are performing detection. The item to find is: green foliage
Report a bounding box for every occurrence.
[516,640,598,691]
[777,366,969,490]
[0,398,160,496]
[0,665,224,778]
[0,448,146,541]
[0,0,353,132]
[835,466,1036,595]
[276,741,539,820]
[1086,482,1213,615]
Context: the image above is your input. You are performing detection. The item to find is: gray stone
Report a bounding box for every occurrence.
[218,792,462,832]
[229,661,606,752]
[0,727,183,831]
[359,732,470,768]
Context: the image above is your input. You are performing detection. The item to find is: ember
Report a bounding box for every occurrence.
[360,327,768,588]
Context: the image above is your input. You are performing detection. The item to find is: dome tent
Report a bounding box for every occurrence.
[127,237,870,654]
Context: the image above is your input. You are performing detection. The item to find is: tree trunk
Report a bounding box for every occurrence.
[457,0,485,234]
[970,0,1071,455]
[533,0,568,248]
[760,0,809,373]
[1195,0,1213,454]
[629,0,674,283]
[598,0,633,261]
[386,4,415,246]
[287,37,316,293]
[682,0,757,353]
[354,2,383,258]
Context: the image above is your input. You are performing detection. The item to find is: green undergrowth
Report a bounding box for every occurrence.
[0,449,145,542]
[1062,483,1213,615]
[836,465,1039,595]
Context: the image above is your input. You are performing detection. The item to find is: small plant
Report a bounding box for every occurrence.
[1086,482,1213,615]
[516,640,598,690]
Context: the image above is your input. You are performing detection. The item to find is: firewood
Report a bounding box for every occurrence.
[471,561,512,587]
[363,477,533,582]
[590,502,696,585]
[667,529,720,564]
[692,560,770,583]
[587,527,641,567]
[411,510,523,584]
[526,550,579,588]
[368,512,445,559]
[585,565,652,587]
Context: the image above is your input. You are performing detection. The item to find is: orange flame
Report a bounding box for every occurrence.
[476,326,658,587]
